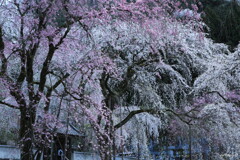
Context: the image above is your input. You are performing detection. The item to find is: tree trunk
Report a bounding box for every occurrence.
[99,142,112,160]
[19,107,35,160]
[100,153,112,160]
[97,124,113,160]
[97,131,113,160]
[112,133,116,160]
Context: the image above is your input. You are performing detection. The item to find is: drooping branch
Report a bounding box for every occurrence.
[114,107,199,129]
[164,109,198,125]
[114,109,154,129]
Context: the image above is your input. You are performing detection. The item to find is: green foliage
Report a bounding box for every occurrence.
[201,0,225,8]
[202,0,240,51]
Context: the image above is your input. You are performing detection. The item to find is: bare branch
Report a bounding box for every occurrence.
[0,100,19,109]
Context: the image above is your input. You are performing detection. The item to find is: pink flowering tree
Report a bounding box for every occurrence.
[0,0,202,159]
[63,5,202,160]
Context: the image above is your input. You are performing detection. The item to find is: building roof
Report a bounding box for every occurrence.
[56,122,84,137]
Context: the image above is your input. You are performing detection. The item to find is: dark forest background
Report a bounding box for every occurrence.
[201,0,240,51]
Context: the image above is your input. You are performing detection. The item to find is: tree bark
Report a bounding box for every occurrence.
[96,129,111,160]
[19,106,36,160]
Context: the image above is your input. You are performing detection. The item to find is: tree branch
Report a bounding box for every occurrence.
[164,109,196,125]
[44,73,70,111]
[55,27,71,48]
[38,27,70,94]
[0,25,7,76]
[206,91,228,102]
[0,100,19,109]
[114,109,154,129]
[46,73,70,97]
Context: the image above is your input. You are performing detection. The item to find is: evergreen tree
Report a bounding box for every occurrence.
[202,0,240,51]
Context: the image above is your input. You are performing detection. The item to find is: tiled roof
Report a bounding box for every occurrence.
[56,122,84,136]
